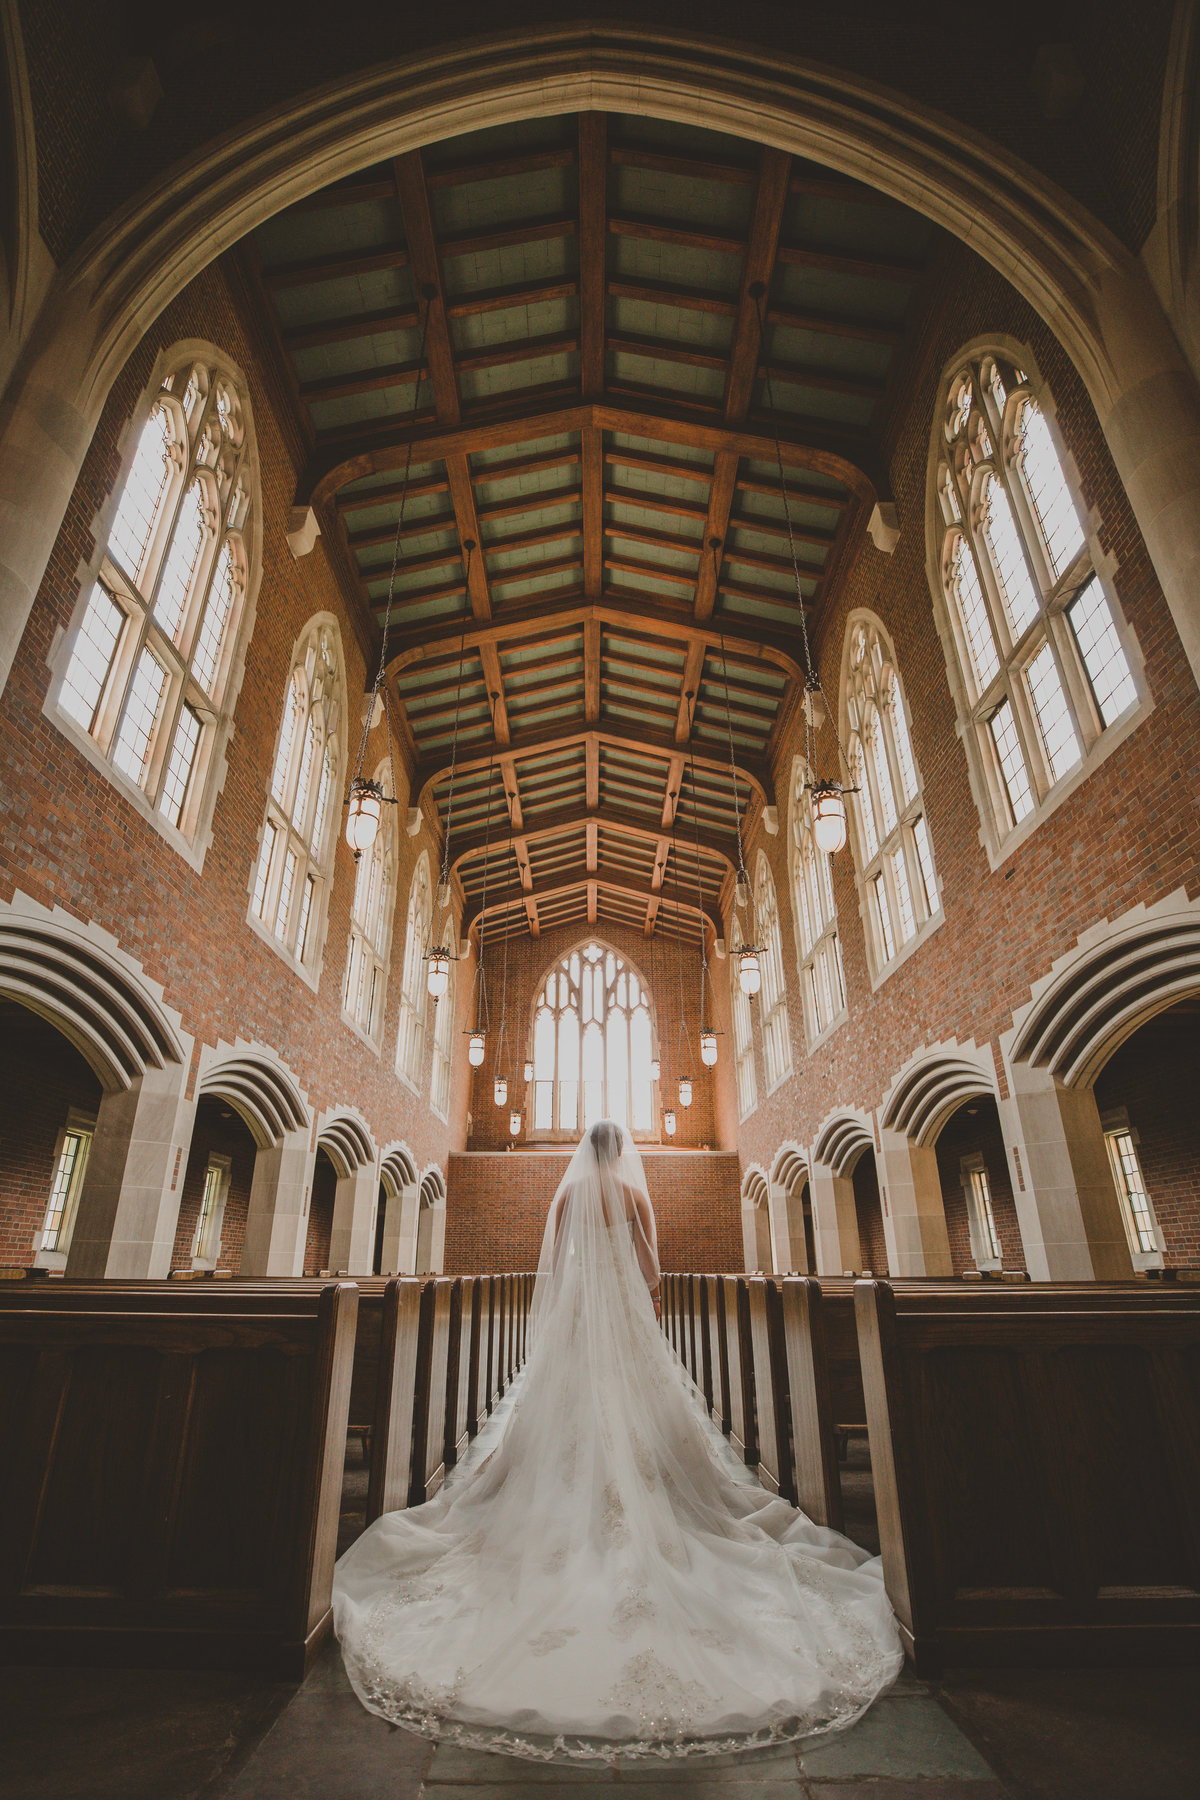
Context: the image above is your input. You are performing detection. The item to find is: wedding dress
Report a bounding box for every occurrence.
[333,1121,902,1763]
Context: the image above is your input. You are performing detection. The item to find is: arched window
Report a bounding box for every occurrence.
[344,763,397,1044]
[753,852,792,1092]
[530,941,655,1139]
[789,756,846,1043]
[429,931,456,1121]
[728,914,757,1120]
[251,619,342,976]
[934,351,1143,856]
[56,357,257,855]
[843,615,940,976]
[396,853,432,1089]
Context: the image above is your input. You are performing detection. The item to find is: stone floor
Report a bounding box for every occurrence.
[4,1644,1196,1800]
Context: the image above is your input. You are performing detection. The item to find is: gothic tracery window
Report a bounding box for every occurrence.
[251,619,342,975]
[935,352,1141,853]
[57,358,256,851]
[531,942,654,1139]
[789,757,846,1044]
[729,914,757,1120]
[344,764,396,1044]
[753,853,792,1092]
[843,616,940,977]
[396,853,432,1089]
[429,935,455,1120]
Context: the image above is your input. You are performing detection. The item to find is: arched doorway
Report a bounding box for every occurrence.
[0,1000,103,1270]
[851,1152,888,1279]
[933,1095,1026,1276]
[169,1097,257,1274]
[304,1149,337,1276]
[1092,1000,1200,1270]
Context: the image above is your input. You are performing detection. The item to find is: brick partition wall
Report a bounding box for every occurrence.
[0,1007,103,1266]
[444,1148,743,1274]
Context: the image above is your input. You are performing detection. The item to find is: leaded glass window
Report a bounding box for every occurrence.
[531,941,655,1139]
[396,853,432,1087]
[753,853,792,1092]
[789,758,845,1045]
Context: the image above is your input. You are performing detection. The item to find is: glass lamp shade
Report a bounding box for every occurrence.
[738,947,761,996]
[699,1030,718,1067]
[468,1031,486,1067]
[344,778,382,854]
[678,1077,693,1107]
[734,872,750,910]
[509,1110,521,1137]
[426,947,450,998]
[434,877,452,911]
[649,1057,661,1083]
[812,785,848,855]
[493,1077,507,1107]
[523,1060,534,1084]
[663,1108,677,1137]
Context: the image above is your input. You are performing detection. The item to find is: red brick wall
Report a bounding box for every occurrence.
[0,252,462,1274]
[0,1005,102,1265]
[444,1147,742,1274]
[934,1099,1028,1275]
[465,918,735,1153]
[736,244,1200,1283]
[1094,1006,1200,1268]
[168,1098,257,1272]
[852,1156,889,1279]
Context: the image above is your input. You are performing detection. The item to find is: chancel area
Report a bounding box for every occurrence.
[1,4,1199,1796]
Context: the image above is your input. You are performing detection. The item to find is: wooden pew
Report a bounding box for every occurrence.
[0,1282,355,1675]
[855,1279,1200,1672]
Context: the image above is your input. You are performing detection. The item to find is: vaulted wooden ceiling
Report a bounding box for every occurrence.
[244,111,941,943]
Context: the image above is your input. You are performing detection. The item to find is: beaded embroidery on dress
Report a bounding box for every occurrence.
[333,1120,902,1763]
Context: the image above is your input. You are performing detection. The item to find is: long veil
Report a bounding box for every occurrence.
[334,1121,901,1763]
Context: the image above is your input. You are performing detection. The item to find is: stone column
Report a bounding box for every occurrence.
[767,1181,793,1272]
[1000,1062,1134,1280]
[427,1199,447,1275]
[328,1162,379,1275]
[875,1129,954,1278]
[808,1162,862,1275]
[65,1062,193,1278]
[240,1127,313,1277]
[380,1182,420,1274]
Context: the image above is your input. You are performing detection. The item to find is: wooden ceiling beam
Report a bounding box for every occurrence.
[607,276,737,319]
[604,446,712,486]
[476,483,581,525]
[607,484,707,524]
[347,511,458,552]
[584,616,601,723]
[585,736,600,808]
[484,520,582,557]
[674,643,706,745]
[283,304,421,351]
[609,215,743,258]
[450,805,735,875]
[446,276,578,320]
[440,215,577,262]
[609,145,756,186]
[766,303,902,346]
[607,332,727,374]
[466,871,719,936]
[302,398,875,506]
[262,243,408,289]
[757,357,885,402]
[774,242,920,283]
[426,145,575,188]
[337,472,450,513]
[586,820,599,873]
[386,595,807,683]
[661,753,687,828]
[499,755,523,831]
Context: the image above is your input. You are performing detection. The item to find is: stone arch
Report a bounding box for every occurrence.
[315,1106,379,1276]
[196,1048,309,1150]
[769,1140,814,1273]
[739,1164,772,1273]
[808,1109,876,1277]
[812,1110,874,1179]
[881,1043,998,1148]
[0,895,186,1094]
[316,1109,376,1177]
[374,1142,420,1276]
[416,1165,447,1275]
[380,1143,419,1197]
[0,893,194,1278]
[195,1042,312,1278]
[6,24,1200,708]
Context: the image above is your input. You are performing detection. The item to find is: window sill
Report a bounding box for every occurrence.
[395,1066,423,1096]
[46,698,213,874]
[982,695,1151,870]
[340,1009,383,1058]
[804,1010,847,1056]
[867,909,944,993]
[244,911,322,994]
[764,1067,794,1099]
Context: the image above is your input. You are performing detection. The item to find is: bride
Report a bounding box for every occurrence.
[333,1120,902,1763]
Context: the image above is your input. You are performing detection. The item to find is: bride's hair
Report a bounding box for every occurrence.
[589,1119,622,1164]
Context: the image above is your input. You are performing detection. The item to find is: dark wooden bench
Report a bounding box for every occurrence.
[855,1279,1200,1672]
[0,1282,355,1675]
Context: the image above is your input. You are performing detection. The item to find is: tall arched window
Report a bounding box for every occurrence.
[843,615,940,977]
[789,756,846,1044]
[531,941,655,1139]
[55,356,257,856]
[251,618,342,976]
[396,853,432,1089]
[344,763,397,1044]
[753,852,792,1092]
[934,350,1143,857]
[729,914,757,1120]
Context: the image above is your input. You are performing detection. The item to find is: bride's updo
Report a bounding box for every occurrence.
[589,1119,622,1164]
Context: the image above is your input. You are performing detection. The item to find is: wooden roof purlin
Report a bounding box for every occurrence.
[248,107,940,943]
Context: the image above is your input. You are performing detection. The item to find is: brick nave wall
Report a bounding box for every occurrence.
[303,1152,338,1276]
[444,1149,742,1274]
[734,241,1200,1269]
[465,916,736,1152]
[0,253,465,1267]
[1094,1007,1200,1269]
[0,1007,103,1265]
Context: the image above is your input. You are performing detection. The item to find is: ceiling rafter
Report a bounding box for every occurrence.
[466,871,719,939]
[447,804,736,876]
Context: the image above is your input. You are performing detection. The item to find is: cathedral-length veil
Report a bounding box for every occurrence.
[333,1121,902,1763]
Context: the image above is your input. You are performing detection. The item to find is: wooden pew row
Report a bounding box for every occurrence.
[0,1283,356,1676]
[855,1279,1200,1671]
